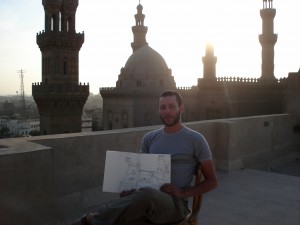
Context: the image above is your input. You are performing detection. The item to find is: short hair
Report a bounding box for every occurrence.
[160,90,183,107]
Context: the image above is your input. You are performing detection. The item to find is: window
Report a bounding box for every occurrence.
[67,18,70,32]
[59,12,62,31]
[51,15,55,31]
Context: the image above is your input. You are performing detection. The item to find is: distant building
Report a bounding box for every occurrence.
[0,117,40,137]
[29,120,40,134]
[91,108,103,131]
[81,118,92,132]
[100,0,300,130]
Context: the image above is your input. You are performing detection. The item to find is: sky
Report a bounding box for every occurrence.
[0,0,299,96]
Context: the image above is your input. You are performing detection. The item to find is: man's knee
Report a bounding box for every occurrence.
[136,187,157,197]
[132,187,160,203]
[138,187,157,194]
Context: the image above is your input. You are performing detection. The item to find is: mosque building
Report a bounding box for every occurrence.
[100,0,299,130]
[100,3,177,129]
[31,0,299,133]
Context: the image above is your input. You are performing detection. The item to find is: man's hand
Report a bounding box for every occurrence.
[119,189,136,198]
[160,160,218,199]
[160,183,184,198]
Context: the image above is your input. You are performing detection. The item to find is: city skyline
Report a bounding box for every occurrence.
[0,0,299,96]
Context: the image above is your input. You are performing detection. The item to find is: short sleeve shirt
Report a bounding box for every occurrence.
[141,126,212,189]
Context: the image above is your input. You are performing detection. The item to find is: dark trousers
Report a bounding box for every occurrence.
[92,187,189,225]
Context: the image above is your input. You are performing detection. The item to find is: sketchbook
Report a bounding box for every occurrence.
[103,150,171,193]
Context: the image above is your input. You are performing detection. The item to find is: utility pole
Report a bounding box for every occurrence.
[17,69,26,119]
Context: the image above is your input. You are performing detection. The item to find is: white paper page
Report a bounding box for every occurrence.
[102,151,170,193]
[103,151,140,192]
[138,154,171,189]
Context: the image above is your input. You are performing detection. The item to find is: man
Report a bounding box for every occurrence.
[71,90,217,225]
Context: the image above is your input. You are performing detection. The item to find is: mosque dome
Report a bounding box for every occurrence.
[125,45,168,71]
[116,45,176,90]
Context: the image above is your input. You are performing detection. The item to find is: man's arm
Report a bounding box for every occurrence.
[160,160,217,198]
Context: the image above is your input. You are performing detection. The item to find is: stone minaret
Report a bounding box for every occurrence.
[131,2,148,52]
[32,0,89,135]
[202,43,217,80]
[259,0,277,80]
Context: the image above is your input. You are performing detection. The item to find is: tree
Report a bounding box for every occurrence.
[0,127,10,138]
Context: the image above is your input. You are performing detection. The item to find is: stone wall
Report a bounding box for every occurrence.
[0,114,299,225]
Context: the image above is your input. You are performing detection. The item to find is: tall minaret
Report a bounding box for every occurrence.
[259,0,277,80]
[32,0,89,135]
[202,43,217,80]
[131,1,148,52]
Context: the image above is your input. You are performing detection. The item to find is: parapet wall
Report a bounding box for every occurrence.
[0,114,299,225]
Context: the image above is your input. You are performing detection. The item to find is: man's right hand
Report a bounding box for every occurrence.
[119,189,136,198]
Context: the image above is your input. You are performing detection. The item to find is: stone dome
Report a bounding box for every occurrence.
[117,45,176,89]
[124,45,169,74]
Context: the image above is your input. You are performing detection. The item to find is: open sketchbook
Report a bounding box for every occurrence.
[103,150,171,193]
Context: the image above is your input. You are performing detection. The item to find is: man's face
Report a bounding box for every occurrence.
[159,96,183,127]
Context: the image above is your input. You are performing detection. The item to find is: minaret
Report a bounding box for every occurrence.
[202,43,217,80]
[32,0,89,135]
[131,1,148,52]
[259,0,277,80]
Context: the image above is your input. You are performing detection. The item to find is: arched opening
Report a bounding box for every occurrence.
[59,11,62,31]
[51,15,55,31]
[67,17,71,32]
[122,111,128,128]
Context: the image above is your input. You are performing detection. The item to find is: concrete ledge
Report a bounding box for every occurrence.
[0,137,51,154]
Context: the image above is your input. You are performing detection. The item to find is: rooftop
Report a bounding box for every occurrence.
[200,161,300,225]
[0,114,299,225]
[66,160,300,225]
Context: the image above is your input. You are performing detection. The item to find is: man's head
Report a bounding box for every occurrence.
[160,90,183,107]
[159,91,184,127]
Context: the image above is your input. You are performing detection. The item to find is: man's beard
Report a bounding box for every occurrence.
[160,111,181,127]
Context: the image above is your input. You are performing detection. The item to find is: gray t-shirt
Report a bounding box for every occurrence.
[141,126,212,189]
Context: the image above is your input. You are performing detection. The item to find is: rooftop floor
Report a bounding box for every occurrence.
[200,158,300,225]
[67,158,300,225]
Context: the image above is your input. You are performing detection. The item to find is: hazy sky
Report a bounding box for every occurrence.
[0,0,299,95]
